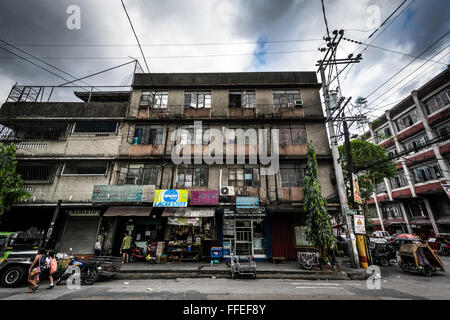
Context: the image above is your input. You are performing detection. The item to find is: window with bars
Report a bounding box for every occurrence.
[228,90,256,108]
[273,89,301,108]
[16,162,58,184]
[395,108,419,131]
[125,164,159,185]
[4,122,69,141]
[62,161,109,175]
[278,125,307,145]
[386,147,397,159]
[374,125,392,143]
[139,91,168,108]
[176,166,209,187]
[381,204,403,219]
[73,121,118,133]
[434,121,450,138]
[407,198,429,217]
[133,125,163,144]
[424,86,450,115]
[184,91,211,109]
[179,124,210,144]
[389,171,408,189]
[401,133,429,153]
[375,182,388,194]
[411,162,442,183]
[280,164,305,187]
[228,167,260,187]
[226,125,258,145]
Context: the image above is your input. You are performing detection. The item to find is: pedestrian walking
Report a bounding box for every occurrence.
[120,231,133,264]
[46,250,57,289]
[26,248,46,293]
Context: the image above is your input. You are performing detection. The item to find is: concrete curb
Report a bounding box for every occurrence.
[115,270,367,280]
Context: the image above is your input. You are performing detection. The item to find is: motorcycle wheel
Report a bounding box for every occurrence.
[422,265,433,277]
[400,262,409,273]
[379,256,389,267]
[81,269,98,285]
[129,255,136,263]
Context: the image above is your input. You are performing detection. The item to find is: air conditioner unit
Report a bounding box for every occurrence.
[295,99,303,106]
[220,186,235,196]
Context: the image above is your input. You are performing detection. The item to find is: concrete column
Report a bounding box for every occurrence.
[399,202,413,234]
[422,197,440,235]
[412,90,450,180]
[384,177,393,201]
[385,110,417,197]
[373,192,385,232]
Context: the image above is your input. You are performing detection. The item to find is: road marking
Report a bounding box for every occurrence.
[292,282,341,286]
[295,286,340,289]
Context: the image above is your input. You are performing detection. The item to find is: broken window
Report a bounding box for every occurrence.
[229,90,256,108]
[177,165,209,187]
[16,162,58,184]
[62,161,109,175]
[125,164,159,185]
[278,125,307,145]
[273,90,301,108]
[139,91,168,108]
[280,164,305,187]
[184,91,211,109]
[134,125,163,144]
[73,121,118,133]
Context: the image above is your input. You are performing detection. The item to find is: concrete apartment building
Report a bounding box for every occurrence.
[361,66,450,238]
[0,71,339,261]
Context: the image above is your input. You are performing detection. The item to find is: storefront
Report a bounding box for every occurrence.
[57,209,102,255]
[162,207,216,261]
[218,198,270,260]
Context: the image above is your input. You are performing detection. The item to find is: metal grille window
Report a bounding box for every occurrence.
[273,90,301,108]
[434,121,450,138]
[278,125,307,145]
[16,162,58,184]
[179,124,210,144]
[424,86,450,115]
[407,198,428,217]
[228,167,260,187]
[62,161,109,175]
[386,147,397,158]
[2,122,69,141]
[176,166,209,187]
[381,204,403,219]
[401,133,429,153]
[389,171,408,189]
[133,125,163,144]
[229,90,256,108]
[125,164,159,185]
[280,164,305,187]
[374,126,392,143]
[395,108,419,131]
[375,182,388,194]
[73,121,117,133]
[226,125,257,145]
[139,91,168,108]
[411,162,442,183]
[184,91,211,109]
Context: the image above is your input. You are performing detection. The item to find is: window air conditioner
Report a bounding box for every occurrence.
[220,186,235,196]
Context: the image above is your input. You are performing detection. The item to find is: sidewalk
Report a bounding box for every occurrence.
[117,257,367,280]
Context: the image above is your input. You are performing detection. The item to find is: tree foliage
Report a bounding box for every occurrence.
[303,142,335,262]
[0,143,30,216]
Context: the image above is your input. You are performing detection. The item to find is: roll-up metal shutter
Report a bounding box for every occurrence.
[59,216,100,255]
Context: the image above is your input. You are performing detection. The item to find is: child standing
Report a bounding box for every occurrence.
[46,250,57,289]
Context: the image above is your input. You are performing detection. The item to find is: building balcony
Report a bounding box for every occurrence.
[428,104,450,126]
[415,180,445,195]
[397,122,424,142]
[391,187,412,199]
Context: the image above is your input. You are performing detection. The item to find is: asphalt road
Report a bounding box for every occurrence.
[1,256,449,300]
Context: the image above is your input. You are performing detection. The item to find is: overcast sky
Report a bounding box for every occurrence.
[0,0,448,131]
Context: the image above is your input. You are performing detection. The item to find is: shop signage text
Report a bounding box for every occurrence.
[224,208,266,218]
[92,185,155,203]
[236,197,259,209]
[190,190,219,205]
[154,189,188,207]
[67,209,101,217]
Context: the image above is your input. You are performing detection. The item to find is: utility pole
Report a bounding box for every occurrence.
[319,67,359,269]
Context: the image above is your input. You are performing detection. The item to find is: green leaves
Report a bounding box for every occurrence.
[0,143,31,215]
[303,142,335,257]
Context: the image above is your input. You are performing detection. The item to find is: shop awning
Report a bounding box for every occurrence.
[103,206,152,217]
[162,208,215,218]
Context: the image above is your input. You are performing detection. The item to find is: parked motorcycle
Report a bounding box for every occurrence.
[369,239,397,267]
[55,255,101,285]
[427,236,450,256]
[129,241,156,263]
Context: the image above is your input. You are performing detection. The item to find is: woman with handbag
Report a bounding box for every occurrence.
[26,248,46,293]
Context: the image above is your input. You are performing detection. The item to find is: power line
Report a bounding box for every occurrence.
[363,30,450,100]
[367,0,408,39]
[120,0,151,75]
[0,38,92,91]
[320,0,331,38]
[6,39,323,47]
[0,49,319,60]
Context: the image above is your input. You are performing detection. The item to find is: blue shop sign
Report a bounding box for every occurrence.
[236,197,259,209]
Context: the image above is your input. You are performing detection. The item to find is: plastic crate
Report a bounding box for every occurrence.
[210,247,222,258]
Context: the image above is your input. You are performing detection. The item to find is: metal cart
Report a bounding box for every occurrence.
[230,255,257,279]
